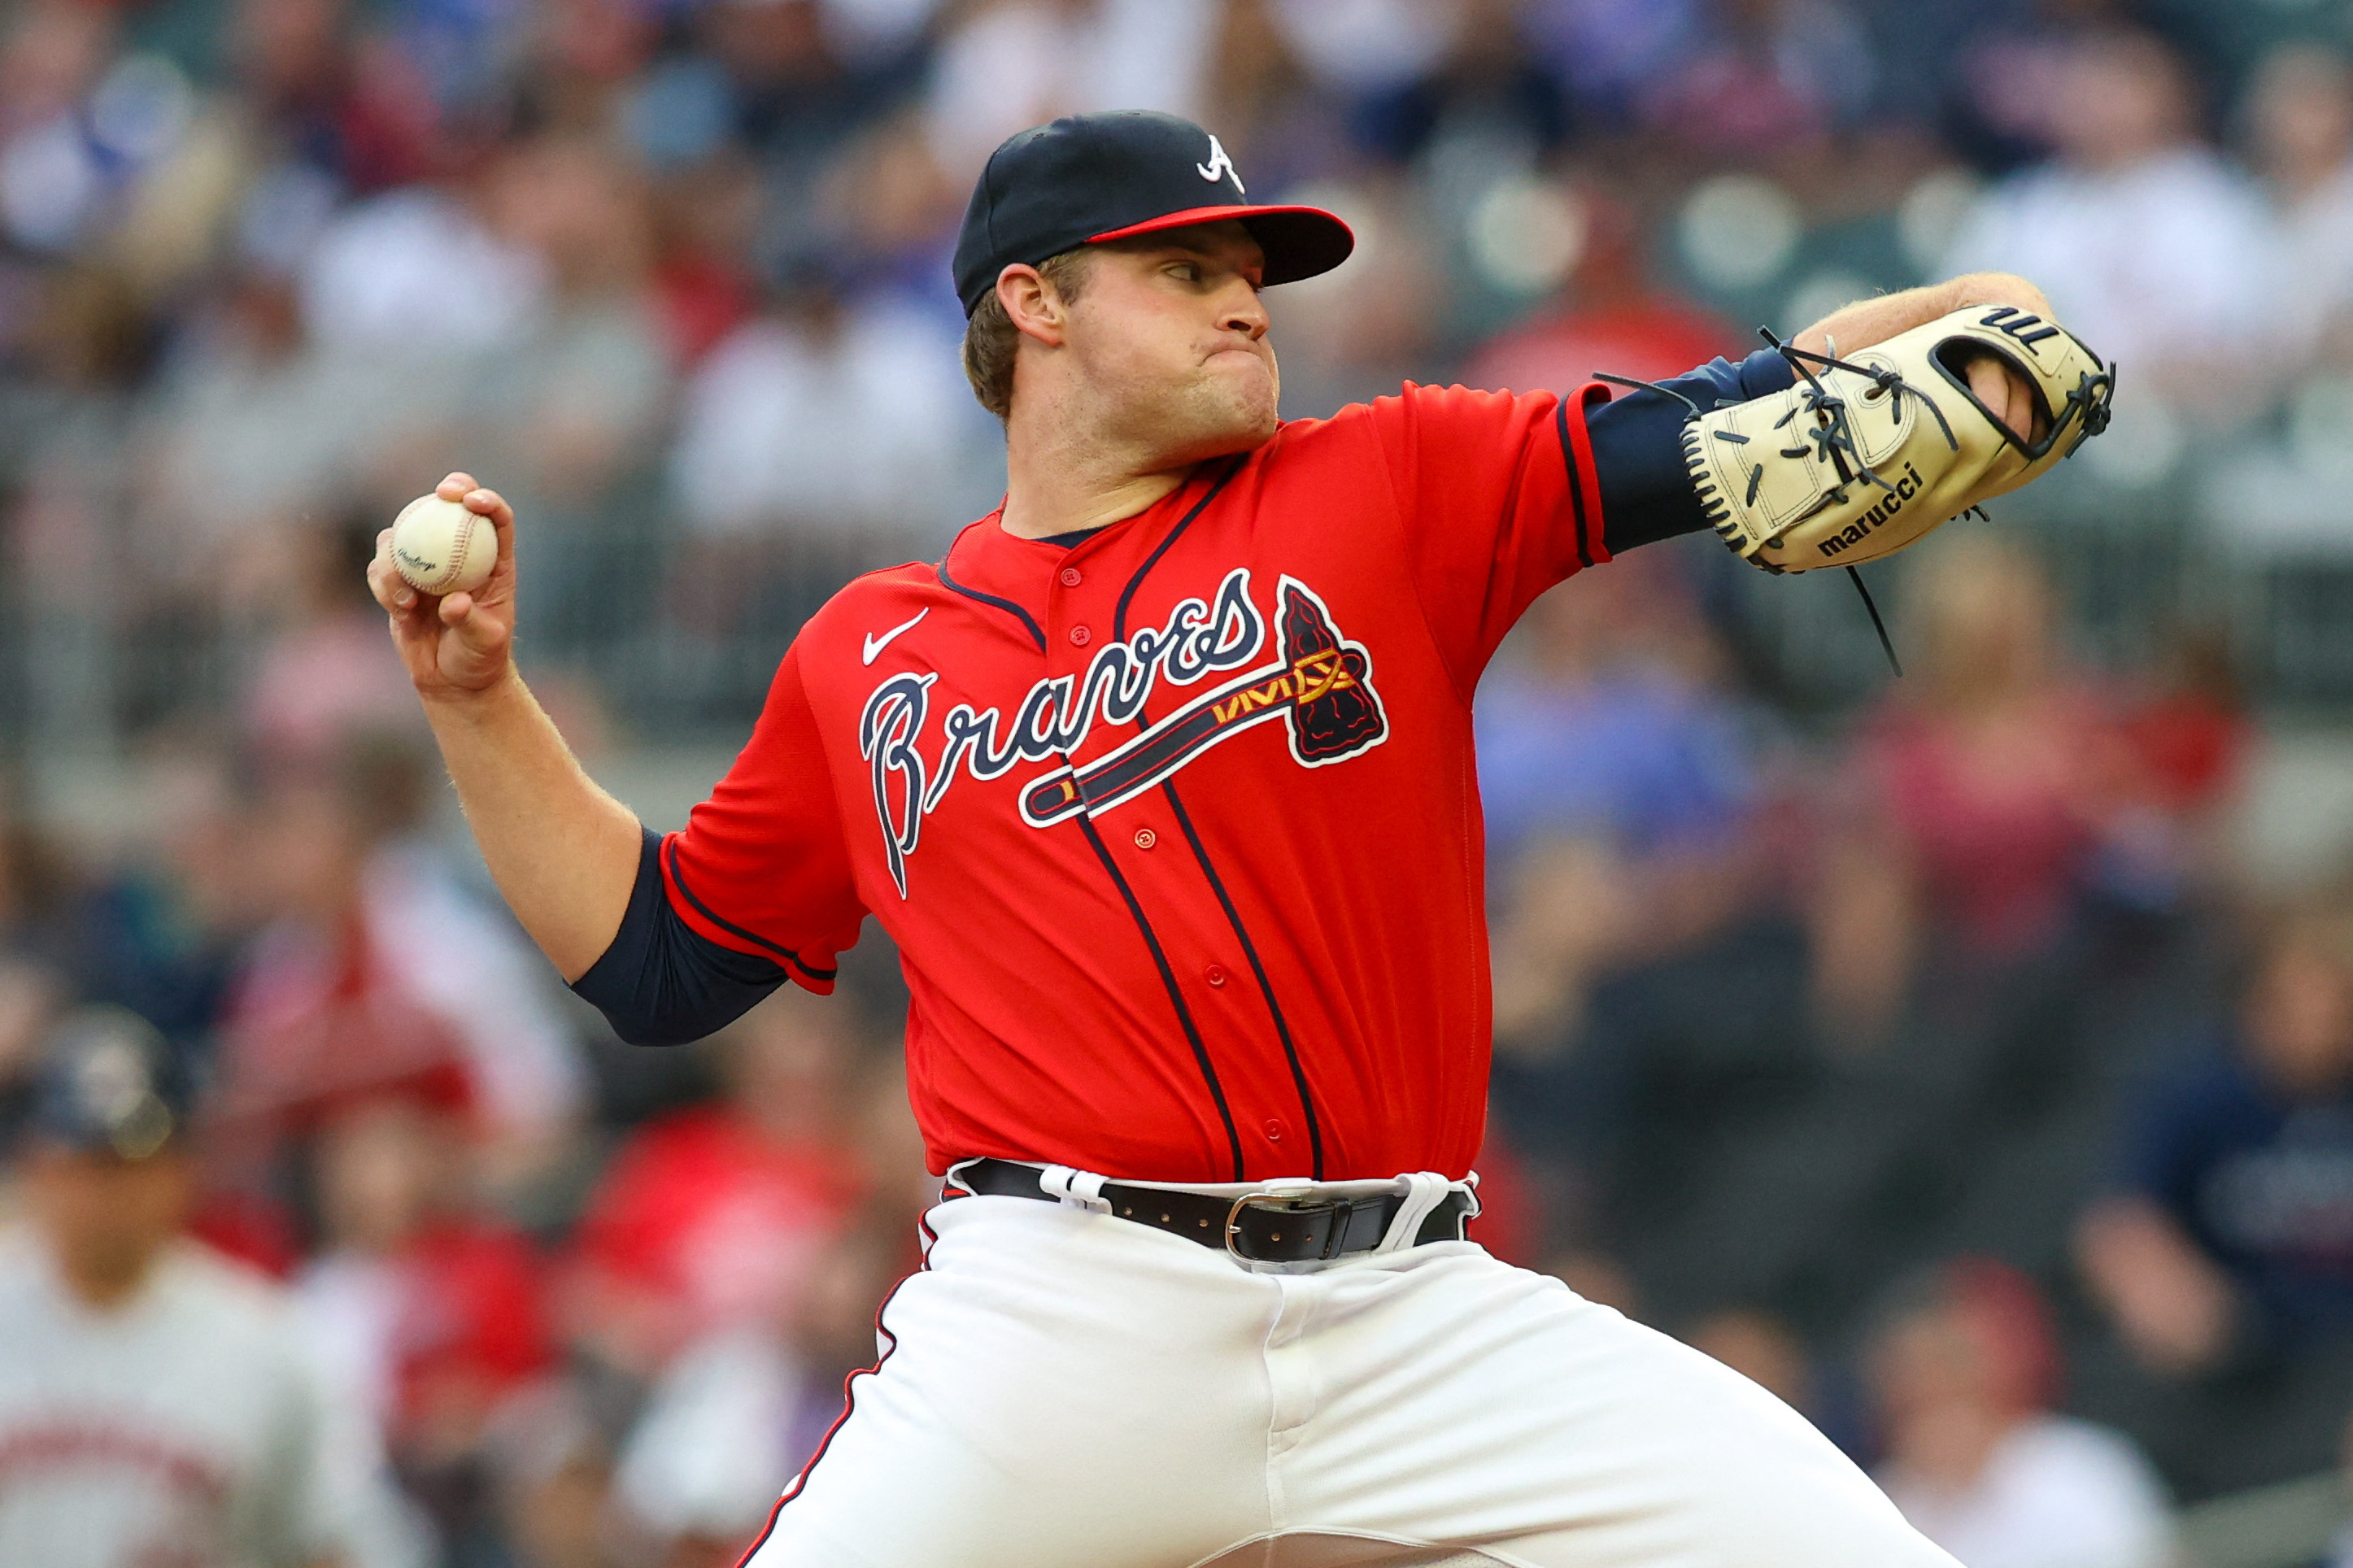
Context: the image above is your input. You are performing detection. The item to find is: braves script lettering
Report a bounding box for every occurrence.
[859,570,1385,895]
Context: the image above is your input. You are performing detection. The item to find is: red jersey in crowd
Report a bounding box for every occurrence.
[387,1222,554,1450]
[569,1104,869,1353]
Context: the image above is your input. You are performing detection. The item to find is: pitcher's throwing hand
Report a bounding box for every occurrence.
[368,473,518,699]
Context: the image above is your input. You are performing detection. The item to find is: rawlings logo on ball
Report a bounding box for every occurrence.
[389,493,498,596]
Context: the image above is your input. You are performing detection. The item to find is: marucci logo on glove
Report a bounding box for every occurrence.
[859,571,1386,896]
[1815,461,1926,560]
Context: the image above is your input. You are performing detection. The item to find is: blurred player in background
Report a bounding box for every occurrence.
[0,1007,417,1568]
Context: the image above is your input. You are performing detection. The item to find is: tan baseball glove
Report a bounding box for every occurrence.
[1680,305,2115,574]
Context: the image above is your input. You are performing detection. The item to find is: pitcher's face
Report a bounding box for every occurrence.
[1061,223,1279,467]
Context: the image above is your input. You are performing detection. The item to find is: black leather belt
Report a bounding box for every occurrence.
[951,1158,1474,1264]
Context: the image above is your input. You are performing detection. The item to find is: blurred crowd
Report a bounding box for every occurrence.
[10,0,2353,1565]
[0,725,938,1566]
[12,0,2353,733]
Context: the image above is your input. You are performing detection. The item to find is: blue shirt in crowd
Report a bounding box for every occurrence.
[2120,1048,2353,1335]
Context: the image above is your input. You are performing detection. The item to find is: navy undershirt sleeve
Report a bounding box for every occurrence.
[571,827,791,1046]
[1588,348,1796,556]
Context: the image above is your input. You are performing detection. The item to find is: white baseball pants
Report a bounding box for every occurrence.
[740,1187,1956,1568]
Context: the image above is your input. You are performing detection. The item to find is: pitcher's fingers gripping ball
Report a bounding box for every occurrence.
[390,490,499,596]
[1685,304,2116,573]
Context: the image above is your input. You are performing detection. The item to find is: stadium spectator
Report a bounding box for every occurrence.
[669,260,973,549]
[922,0,1222,181]
[297,176,546,363]
[473,1377,614,1568]
[0,1007,420,1568]
[1811,537,2126,1044]
[0,801,85,1134]
[0,3,133,258]
[2102,629,2250,916]
[45,747,255,1060]
[1868,1257,2175,1568]
[690,0,887,172]
[1640,0,1878,157]
[1479,549,1758,1052]
[609,1217,901,1566]
[291,1091,554,1557]
[2246,41,2353,373]
[471,133,673,512]
[244,518,428,760]
[1476,550,1810,1264]
[643,150,765,368]
[1940,26,2276,419]
[2078,901,2353,1374]
[0,756,252,1122]
[661,255,981,677]
[1685,1304,1871,1457]
[133,267,375,590]
[213,738,586,1198]
[226,0,441,198]
[561,990,874,1383]
[1462,185,1737,396]
[1688,1306,1813,1413]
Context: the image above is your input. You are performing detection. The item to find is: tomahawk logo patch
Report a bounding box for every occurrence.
[858,571,1385,895]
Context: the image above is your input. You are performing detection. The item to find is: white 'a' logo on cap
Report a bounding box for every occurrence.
[1196,134,1244,196]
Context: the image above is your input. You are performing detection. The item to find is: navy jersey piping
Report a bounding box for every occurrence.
[1161,781,1326,1178]
[1113,455,1246,641]
[1075,813,1247,1181]
[664,837,837,983]
[935,560,1048,652]
[1557,399,1595,572]
[1112,451,1322,1179]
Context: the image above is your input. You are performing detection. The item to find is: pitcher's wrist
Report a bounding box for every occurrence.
[418,662,525,716]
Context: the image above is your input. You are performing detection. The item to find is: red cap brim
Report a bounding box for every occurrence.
[1087,203,1355,286]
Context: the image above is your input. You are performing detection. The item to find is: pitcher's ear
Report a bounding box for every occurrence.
[999,265,1067,347]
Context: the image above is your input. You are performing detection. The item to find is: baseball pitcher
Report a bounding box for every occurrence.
[370,112,2111,1568]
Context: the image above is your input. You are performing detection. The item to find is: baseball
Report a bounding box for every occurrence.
[389,493,497,598]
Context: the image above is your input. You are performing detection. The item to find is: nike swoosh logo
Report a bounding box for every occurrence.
[862,608,930,665]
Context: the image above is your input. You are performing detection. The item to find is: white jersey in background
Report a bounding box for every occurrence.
[1878,1413,2177,1568]
[0,1231,394,1568]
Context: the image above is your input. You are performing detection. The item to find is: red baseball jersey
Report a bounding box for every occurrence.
[661,381,1612,1183]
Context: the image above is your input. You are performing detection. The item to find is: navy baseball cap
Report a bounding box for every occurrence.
[952,111,1354,317]
[33,1008,189,1161]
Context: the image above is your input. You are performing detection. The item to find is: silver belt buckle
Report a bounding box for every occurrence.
[1224,1187,1348,1262]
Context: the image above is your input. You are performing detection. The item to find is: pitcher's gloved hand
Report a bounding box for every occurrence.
[1683,306,2115,573]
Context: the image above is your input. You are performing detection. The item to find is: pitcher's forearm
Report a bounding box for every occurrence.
[420,669,643,980]
[1794,272,2052,357]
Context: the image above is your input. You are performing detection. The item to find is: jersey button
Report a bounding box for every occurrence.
[1205,964,1228,987]
[1058,566,1083,588]
[1264,1118,1287,1143]
[1069,625,1092,647]
[1133,828,1157,850]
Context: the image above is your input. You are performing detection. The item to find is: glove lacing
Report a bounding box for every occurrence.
[1594,326,1933,677]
